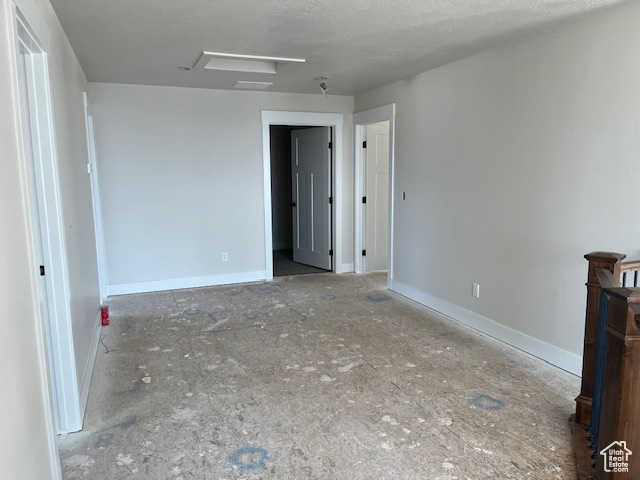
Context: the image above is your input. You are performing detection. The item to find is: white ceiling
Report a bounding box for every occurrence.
[51,0,629,96]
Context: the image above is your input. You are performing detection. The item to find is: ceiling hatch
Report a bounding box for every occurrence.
[232,81,273,90]
[194,51,305,74]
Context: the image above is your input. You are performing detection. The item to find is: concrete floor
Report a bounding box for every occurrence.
[59,273,579,479]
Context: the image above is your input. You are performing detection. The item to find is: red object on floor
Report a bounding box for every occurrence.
[101,306,109,326]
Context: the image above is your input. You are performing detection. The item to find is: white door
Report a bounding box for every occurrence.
[291,127,332,270]
[364,122,390,271]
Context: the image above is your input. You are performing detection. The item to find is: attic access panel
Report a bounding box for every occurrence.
[194,51,305,74]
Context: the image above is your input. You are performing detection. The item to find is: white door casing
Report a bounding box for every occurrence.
[17,42,59,424]
[82,92,108,302]
[364,122,390,272]
[261,111,344,279]
[291,127,332,270]
[353,104,396,284]
[14,8,82,436]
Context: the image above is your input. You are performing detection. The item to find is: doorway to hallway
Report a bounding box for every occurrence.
[269,125,333,277]
[354,104,396,287]
[261,110,346,280]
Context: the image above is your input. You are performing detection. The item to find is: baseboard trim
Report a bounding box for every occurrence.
[107,270,268,296]
[390,280,582,376]
[78,312,101,429]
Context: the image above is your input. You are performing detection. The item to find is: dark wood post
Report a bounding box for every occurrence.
[576,252,625,425]
[594,287,640,479]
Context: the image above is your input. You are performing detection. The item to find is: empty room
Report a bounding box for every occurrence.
[2,0,640,479]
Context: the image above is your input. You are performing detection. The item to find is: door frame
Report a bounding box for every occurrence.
[82,92,108,302]
[12,5,82,437]
[261,111,344,279]
[353,104,396,286]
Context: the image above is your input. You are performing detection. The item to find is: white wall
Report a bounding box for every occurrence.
[0,8,56,474]
[40,4,101,400]
[355,1,640,374]
[1,0,100,476]
[88,83,354,292]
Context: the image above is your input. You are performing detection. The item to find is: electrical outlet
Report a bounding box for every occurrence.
[472,283,480,298]
[222,252,228,262]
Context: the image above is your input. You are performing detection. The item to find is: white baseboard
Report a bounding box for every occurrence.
[78,311,101,428]
[337,263,355,273]
[391,280,582,376]
[107,270,268,296]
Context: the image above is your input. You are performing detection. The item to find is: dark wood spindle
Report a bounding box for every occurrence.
[620,260,640,288]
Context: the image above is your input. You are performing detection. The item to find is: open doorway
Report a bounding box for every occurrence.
[354,104,396,287]
[270,125,333,276]
[261,111,345,280]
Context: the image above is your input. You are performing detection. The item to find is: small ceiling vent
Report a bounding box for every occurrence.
[194,51,305,74]
[232,81,273,90]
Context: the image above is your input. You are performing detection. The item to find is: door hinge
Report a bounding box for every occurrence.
[362,196,367,204]
[362,141,367,148]
[40,265,45,276]
[328,142,333,149]
[362,250,366,256]
[329,249,334,256]
[329,196,333,204]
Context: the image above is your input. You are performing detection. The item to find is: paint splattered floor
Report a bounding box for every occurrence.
[59,273,580,479]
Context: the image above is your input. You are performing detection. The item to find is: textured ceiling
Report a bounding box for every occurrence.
[51,0,629,95]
